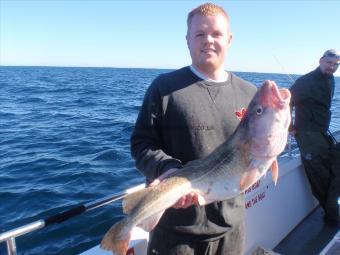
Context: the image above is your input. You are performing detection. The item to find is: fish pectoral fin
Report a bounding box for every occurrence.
[137,210,165,232]
[123,187,151,214]
[271,158,279,185]
[239,167,261,191]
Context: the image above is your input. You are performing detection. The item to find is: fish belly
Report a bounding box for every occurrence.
[193,174,241,205]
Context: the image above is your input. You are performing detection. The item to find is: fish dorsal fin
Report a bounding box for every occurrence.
[239,167,261,191]
[137,210,165,232]
[123,188,150,214]
[271,158,279,185]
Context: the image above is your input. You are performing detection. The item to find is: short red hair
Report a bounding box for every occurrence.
[187,2,230,32]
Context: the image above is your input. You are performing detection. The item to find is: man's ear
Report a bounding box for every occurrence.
[186,34,189,48]
[227,33,233,47]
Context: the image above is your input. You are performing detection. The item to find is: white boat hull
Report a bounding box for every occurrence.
[82,152,319,255]
[243,155,317,254]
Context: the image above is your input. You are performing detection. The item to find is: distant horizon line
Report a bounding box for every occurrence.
[1,64,340,78]
[0,64,309,76]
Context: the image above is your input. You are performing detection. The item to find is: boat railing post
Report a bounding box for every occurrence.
[0,184,145,255]
[6,237,17,255]
[288,134,292,157]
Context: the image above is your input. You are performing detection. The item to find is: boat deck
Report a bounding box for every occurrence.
[274,206,339,255]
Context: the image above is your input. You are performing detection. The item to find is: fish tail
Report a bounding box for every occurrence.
[100,219,132,255]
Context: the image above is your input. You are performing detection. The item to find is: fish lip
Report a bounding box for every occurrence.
[271,81,291,102]
[265,81,291,109]
[278,88,291,106]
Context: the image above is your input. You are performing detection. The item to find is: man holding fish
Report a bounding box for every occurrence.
[130,3,255,255]
[100,3,291,255]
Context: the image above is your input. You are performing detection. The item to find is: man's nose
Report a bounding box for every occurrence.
[330,65,339,72]
[205,34,214,43]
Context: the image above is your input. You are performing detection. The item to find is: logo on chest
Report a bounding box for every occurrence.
[235,107,247,120]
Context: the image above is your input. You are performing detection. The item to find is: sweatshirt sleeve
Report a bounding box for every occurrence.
[130,77,182,183]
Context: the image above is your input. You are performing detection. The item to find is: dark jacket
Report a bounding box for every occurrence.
[130,66,256,241]
[290,67,335,133]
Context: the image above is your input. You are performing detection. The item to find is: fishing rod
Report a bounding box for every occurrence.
[272,55,296,85]
[0,183,145,255]
[327,130,339,145]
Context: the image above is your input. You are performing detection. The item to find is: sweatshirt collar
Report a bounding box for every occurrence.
[190,65,228,83]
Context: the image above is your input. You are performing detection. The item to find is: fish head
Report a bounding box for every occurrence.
[243,80,291,159]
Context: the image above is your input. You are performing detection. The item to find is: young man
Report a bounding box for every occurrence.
[290,49,340,226]
[131,3,257,254]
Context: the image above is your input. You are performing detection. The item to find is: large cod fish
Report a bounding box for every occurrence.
[101,80,291,255]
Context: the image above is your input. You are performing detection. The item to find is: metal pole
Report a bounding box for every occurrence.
[85,183,145,211]
[0,183,145,254]
[0,220,45,243]
[6,238,17,255]
[288,134,292,157]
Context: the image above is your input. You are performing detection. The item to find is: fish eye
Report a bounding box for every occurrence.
[255,105,263,115]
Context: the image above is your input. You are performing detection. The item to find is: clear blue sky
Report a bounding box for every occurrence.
[1,0,339,75]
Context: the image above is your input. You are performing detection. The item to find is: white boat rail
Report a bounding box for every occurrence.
[0,184,145,255]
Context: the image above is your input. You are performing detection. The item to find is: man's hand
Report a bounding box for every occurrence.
[172,192,199,209]
[149,168,178,187]
[149,168,200,209]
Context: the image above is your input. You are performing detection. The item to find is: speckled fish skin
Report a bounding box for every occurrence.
[100,80,291,255]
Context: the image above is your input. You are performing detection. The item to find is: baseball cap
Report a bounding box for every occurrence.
[322,49,340,60]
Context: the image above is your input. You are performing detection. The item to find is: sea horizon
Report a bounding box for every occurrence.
[1,64,325,77]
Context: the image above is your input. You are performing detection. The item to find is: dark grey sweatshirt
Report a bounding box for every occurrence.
[131,66,256,241]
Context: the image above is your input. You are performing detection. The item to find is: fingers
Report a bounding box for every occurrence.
[148,168,179,187]
[149,179,160,187]
[173,192,199,209]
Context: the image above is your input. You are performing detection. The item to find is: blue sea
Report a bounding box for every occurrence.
[0,66,339,255]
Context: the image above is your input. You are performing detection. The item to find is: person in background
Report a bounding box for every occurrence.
[131,3,257,255]
[290,49,340,226]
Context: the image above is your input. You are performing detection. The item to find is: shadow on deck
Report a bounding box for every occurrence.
[274,206,339,255]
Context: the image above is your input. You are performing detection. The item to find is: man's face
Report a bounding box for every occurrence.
[186,14,232,74]
[319,57,339,75]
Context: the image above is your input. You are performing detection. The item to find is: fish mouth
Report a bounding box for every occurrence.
[276,87,291,108]
[262,80,291,109]
[250,80,291,159]
[278,87,290,102]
